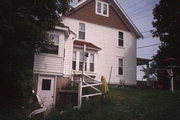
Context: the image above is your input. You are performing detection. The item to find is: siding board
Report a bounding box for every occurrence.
[33,54,63,74]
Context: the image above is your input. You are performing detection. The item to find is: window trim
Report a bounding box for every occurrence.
[72,51,77,70]
[42,79,51,90]
[78,22,85,40]
[90,53,95,72]
[118,58,123,75]
[95,0,109,17]
[41,33,59,55]
[118,31,124,47]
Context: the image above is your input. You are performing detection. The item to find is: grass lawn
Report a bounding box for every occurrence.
[47,88,180,120]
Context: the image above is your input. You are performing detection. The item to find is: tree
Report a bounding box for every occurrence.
[0,0,72,107]
[151,0,180,88]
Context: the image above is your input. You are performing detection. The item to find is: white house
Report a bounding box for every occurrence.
[33,0,143,109]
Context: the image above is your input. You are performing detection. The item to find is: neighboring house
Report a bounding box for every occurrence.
[33,0,143,109]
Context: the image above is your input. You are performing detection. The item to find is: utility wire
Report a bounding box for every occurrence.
[124,0,146,11]
[137,43,161,49]
[121,0,128,4]
[132,13,153,21]
[141,30,155,33]
[131,11,152,19]
[129,5,154,17]
[126,0,158,13]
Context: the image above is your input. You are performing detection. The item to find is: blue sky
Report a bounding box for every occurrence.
[71,0,160,80]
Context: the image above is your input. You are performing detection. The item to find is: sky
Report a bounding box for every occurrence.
[71,0,160,80]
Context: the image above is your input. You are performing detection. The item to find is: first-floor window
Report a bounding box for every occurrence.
[90,54,94,72]
[79,52,83,71]
[79,52,87,71]
[118,58,123,75]
[72,51,76,70]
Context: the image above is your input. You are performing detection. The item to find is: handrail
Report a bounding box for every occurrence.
[82,93,102,98]
[28,107,46,118]
[72,73,100,83]
[83,74,100,83]
[83,81,101,92]
[28,94,46,118]
[82,83,102,88]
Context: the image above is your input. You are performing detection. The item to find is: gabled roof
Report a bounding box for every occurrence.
[74,40,101,51]
[72,0,143,39]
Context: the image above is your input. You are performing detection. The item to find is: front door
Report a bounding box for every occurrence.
[37,75,55,109]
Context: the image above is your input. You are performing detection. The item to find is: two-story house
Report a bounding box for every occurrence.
[33,0,143,108]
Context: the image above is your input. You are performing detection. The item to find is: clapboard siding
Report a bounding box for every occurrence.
[33,54,63,74]
[62,18,137,85]
[63,37,73,76]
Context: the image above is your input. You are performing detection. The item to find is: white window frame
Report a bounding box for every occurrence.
[118,58,123,75]
[118,31,124,47]
[72,51,77,70]
[95,0,109,17]
[41,34,59,55]
[90,53,95,72]
[78,22,85,40]
[79,52,87,71]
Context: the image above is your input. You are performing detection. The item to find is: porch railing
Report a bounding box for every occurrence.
[72,74,102,109]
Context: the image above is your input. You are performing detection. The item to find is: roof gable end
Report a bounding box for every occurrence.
[69,0,143,38]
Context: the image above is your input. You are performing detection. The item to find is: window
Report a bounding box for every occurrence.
[118,59,123,75]
[42,79,51,90]
[90,54,94,72]
[79,52,87,71]
[42,34,59,54]
[118,32,124,46]
[79,23,85,40]
[96,1,109,17]
[72,51,76,70]
[79,52,83,71]
[97,2,101,14]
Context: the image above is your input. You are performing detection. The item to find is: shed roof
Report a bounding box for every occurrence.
[73,40,101,51]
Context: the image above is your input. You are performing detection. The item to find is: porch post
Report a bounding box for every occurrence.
[82,44,86,81]
[78,78,82,108]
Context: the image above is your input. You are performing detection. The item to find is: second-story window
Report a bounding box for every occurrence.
[79,23,85,40]
[72,51,76,70]
[96,1,109,17]
[42,34,59,55]
[118,31,124,46]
